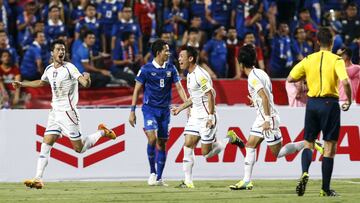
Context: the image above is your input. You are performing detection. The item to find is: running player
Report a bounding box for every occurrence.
[13,39,116,189]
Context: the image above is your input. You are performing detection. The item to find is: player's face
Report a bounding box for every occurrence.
[178,50,189,70]
[86,6,96,18]
[52,44,66,63]
[244,34,255,44]
[159,44,171,62]
[0,52,10,65]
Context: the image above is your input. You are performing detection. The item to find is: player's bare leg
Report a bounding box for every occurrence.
[24,134,58,189]
[229,135,263,190]
[145,130,157,186]
[177,134,199,188]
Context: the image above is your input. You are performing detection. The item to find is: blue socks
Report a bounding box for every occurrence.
[156,150,166,181]
[301,148,313,173]
[322,157,334,192]
[147,144,156,174]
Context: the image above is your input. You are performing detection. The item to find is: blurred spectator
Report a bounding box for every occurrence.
[0,50,21,108]
[20,31,46,81]
[303,23,317,50]
[181,16,207,46]
[0,30,19,66]
[242,32,265,71]
[45,5,66,43]
[270,22,293,78]
[161,31,178,65]
[206,0,232,29]
[75,3,105,54]
[201,25,227,78]
[163,0,189,44]
[303,0,321,24]
[71,30,111,88]
[41,0,69,24]
[71,0,88,25]
[0,0,11,32]
[189,0,208,31]
[226,26,241,78]
[97,0,124,53]
[112,6,142,56]
[134,0,156,54]
[338,47,360,102]
[296,8,318,32]
[341,2,360,64]
[292,27,313,62]
[285,80,308,107]
[111,31,139,87]
[16,1,38,50]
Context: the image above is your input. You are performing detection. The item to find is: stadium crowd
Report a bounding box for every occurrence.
[0,0,359,108]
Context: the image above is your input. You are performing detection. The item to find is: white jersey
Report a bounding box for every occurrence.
[41,62,82,111]
[186,65,215,118]
[247,68,278,117]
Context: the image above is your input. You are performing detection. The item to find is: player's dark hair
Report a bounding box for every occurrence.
[151,39,168,57]
[342,47,353,59]
[238,44,256,68]
[317,27,333,47]
[49,5,60,12]
[34,31,44,39]
[183,46,198,64]
[83,30,95,39]
[85,3,96,10]
[50,39,66,51]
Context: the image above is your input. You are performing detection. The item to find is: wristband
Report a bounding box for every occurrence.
[264,116,271,122]
[208,114,215,122]
[130,105,136,112]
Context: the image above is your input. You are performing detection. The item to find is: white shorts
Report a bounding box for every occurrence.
[184,114,218,144]
[250,115,282,146]
[44,109,82,140]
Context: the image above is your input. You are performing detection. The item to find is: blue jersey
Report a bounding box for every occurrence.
[111,19,141,40]
[292,40,313,59]
[45,20,66,43]
[203,39,227,78]
[71,6,85,22]
[136,61,180,108]
[98,0,124,36]
[208,0,232,28]
[163,8,189,36]
[20,42,42,78]
[270,35,293,72]
[75,17,102,52]
[71,43,89,73]
[190,1,208,30]
[16,14,37,47]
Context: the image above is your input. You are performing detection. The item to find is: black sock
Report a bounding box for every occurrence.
[322,157,334,192]
[301,148,313,173]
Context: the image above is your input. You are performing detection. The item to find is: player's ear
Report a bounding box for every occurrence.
[51,51,53,56]
[189,56,193,63]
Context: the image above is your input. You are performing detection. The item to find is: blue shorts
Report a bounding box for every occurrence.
[304,97,340,142]
[142,105,170,139]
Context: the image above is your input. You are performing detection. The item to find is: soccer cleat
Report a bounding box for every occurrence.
[98,124,116,139]
[229,180,253,190]
[320,189,339,197]
[296,172,309,196]
[147,173,157,186]
[176,181,195,188]
[24,178,44,189]
[315,141,324,155]
[227,130,245,148]
[155,179,168,187]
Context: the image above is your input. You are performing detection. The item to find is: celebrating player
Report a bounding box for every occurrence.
[13,39,116,189]
[128,39,187,186]
[172,46,245,188]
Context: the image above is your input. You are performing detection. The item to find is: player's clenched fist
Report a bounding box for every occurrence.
[12,81,22,89]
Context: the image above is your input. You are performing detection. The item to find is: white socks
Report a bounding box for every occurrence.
[80,131,103,153]
[243,147,256,182]
[183,146,194,184]
[277,141,305,158]
[35,143,52,179]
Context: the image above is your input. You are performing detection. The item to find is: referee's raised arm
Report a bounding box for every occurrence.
[287,27,352,197]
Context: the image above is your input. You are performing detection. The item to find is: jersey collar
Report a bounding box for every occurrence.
[152,60,166,69]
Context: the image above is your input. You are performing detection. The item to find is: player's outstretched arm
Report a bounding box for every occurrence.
[78,72,91,88]
[129,82,143,127]
[341,78,352,111]
[12,80,48,89]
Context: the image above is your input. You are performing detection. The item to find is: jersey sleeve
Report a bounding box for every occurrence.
[196,72,212,94]
[248,73,264,93]
[68,63,83,80]
[135,67,146,84]
[172,66,181,84]
[334,58,348,81]
[290,57,306,80]
[40,69,49,82]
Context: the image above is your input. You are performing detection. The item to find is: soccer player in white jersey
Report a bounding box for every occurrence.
[228,45,322,190]
[172,46,245,188]
[12,39,116,189]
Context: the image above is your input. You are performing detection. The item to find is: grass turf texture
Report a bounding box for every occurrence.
[0,179,359,202]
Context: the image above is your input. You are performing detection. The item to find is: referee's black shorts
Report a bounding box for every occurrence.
[304,97,340,142]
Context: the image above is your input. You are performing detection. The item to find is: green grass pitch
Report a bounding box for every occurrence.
[1,179,359,203]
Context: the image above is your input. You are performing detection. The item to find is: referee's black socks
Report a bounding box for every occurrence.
[322,157,334,192]
[301,148,313,173]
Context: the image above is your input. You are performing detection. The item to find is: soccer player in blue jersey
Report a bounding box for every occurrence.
[128,39,187,186]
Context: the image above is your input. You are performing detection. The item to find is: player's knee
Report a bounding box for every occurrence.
[201,148,210,156]
[324,146,336,158]
[147,137,156,145]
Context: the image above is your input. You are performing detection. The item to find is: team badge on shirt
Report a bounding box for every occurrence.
[151,72,156,76]
[166,71,171,77]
